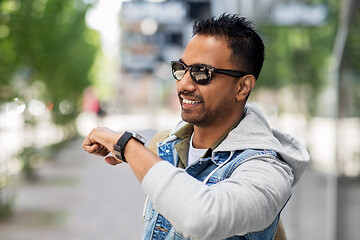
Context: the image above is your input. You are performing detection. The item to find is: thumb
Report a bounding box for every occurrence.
[104,156,123,165]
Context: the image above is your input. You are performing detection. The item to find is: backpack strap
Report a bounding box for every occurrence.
[148,130,171,154]
[274,218,287,240]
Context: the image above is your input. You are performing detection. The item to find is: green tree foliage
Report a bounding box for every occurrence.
[257,1,360,117]
[0,0,99,124]
[345,5,360,75]
[342,2,360,117]
[259,24,335,114]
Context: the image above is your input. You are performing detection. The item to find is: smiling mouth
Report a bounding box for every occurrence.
[180,97,202,110]
[182,98,201,105]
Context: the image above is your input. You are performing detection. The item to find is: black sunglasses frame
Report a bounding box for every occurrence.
[171,60,249,85]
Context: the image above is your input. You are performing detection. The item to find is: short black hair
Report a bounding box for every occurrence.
[193,13,265,80]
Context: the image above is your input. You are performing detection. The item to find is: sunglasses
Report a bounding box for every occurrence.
[171,60,249,85]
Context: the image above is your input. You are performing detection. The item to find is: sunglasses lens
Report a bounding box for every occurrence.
[191,66,210,85]
[172,62,186,80]
[171,61,211,85]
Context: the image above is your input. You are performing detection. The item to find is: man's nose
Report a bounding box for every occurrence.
[176,71,197,92]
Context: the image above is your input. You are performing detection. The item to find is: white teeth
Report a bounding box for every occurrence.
[183,99,200,104]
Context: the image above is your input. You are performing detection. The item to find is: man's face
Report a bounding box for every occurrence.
[176,34,240,128]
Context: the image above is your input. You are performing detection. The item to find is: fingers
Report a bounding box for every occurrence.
[82,142,98,153]
[83,127,122,151]
[83,143,110,157]
[82,128,124,165]
[82,127,111,154]
[82,136,94,149]
[82,127,106,148]
[95,144,110,156]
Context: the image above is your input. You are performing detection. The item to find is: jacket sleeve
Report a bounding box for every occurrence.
[141,155,294,240]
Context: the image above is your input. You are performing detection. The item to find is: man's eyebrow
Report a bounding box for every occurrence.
[178,58,212,68]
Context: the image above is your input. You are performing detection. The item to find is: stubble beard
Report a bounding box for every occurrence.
[180,99,234,128]
[178,89,236,128]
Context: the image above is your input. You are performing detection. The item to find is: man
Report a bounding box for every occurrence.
[82,14,309,240]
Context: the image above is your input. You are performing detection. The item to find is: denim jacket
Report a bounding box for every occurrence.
[142,137,281,240]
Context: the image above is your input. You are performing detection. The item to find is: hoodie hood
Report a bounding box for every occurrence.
[169,104,310,185]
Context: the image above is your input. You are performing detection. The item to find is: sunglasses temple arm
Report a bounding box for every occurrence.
[214,69,247,78]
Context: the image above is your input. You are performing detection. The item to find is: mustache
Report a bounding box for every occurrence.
[178,91,203,101]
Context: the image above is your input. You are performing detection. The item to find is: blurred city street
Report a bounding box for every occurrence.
[1,1,359,239]
[283,166,360,240]
[0,126,359,240]
[0,135,149,240]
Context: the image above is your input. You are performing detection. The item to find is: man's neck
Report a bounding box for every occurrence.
[192,111,244,149]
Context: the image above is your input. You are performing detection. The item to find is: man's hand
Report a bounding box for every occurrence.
[83,127,162,182]
[82,127,123,165]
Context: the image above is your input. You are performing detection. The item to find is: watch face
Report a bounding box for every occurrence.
[131,132,146,145]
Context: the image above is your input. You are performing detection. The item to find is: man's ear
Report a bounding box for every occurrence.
[236,75,256,101]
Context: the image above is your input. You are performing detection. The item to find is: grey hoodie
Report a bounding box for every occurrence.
[142,104,310,239]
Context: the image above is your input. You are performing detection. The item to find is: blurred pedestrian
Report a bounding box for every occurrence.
[82,13,309,240]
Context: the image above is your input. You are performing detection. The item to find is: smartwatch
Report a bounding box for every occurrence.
[113,131,146,162]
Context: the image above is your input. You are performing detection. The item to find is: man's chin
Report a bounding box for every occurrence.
[181,113,197,125]
[180,113,209,127]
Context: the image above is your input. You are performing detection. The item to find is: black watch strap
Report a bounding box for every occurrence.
[113,131,145,162]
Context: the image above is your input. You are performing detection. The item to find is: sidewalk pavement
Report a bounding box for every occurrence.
[0,135,149,240]
[0,132,359,240]
[281,165,360,240]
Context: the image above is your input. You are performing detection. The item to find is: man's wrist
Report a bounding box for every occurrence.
[113,131,146,162]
